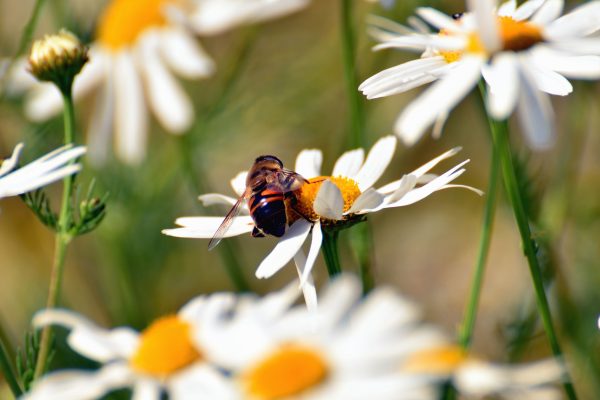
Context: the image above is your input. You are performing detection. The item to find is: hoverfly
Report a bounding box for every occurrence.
[208,155,308,250]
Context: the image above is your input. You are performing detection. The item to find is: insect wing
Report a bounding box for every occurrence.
[208,193,248,251]
[266,169,307,193]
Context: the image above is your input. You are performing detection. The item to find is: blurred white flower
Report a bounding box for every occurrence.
[163,136,480,308]
[0,143,85,199]
[360,0,600,150]
[13,0,309,165]
[23,294,240,400]
[203,274,447,400]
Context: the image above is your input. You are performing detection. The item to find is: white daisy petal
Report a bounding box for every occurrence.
[230,171,248,197]
[354,136,396,191]
[396,56,483,146]
[332,148,365,178]
[255,219,311,279]
[138,32,193,134]
[531,0,563,25]
[359,57,446,99]
[162,216,254,239]
[293,251,318,312]
[416,7,463,32]
[348,188,385,214]
[298,220,323,288]
[198,193,240,208]
[160,27,215,79]
[168,364,238,400]
[132,379,161,400]
[87,70,114,166]
[513,0,545,21]
[516,64,555,150]
[0,143,23,177]
[313,180,344,220]
[468,0,501,52]
[531,47,600,78]
[545,1,600,39]
[498,0,517,17]
[552,38,600,55]
[25,84,63,121]
[295,149,323,179]
[483,53,519,119]
[529,64,572,96]
[373,35,466,52]
[113,51,147,164]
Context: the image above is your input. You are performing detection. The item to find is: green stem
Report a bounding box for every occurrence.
[0,335,21,398]
[339,0,366,149]
[458,141,499,348]
[322,230,342,278]
[349,222,374,294]
[34,90,77,380]
[487,112,578,400]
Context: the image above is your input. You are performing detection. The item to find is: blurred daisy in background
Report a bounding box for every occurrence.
[11,0,309,165]
[0,143,85,199]
[200,274,448,400]
[163,136,480,307]
[23,293,240,400]
[360,0,600,150]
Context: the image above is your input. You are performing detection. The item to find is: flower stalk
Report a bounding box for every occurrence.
[322,230,342,278]
[0,335,22,398]
[485,99,578,400]
[34,85,78,381]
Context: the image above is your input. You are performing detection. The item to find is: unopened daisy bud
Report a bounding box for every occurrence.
[28,29,88,93]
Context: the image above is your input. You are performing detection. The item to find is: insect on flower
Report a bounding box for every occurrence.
[208,155,310,250]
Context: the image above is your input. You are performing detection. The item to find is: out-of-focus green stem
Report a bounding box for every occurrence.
[486,109,578,400]
[349,222,374,293]
[322,230,342,278]
[0,335,21,398]
[339,0,366,149]
[458,140,499,349]
[34,89,77,380]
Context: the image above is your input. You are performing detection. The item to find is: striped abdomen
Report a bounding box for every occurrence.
[249,189,287,237]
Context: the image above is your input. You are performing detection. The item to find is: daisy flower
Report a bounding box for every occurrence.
[163,136,480,307]
[17,0,309,164]
[23,293,241,400]
[0,143,85,199]
[201,274,448,400]
[360,0,600,150]
[405,345,566,399]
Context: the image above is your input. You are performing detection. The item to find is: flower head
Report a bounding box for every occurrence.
[28,30,88,92]
[360,0,600,150]
[0,144,85,199]
[15,0,309,164]
[163,136,480,307]
[23,294,240,400]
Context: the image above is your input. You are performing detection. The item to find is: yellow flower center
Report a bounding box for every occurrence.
[290,176,362,223]
[498,16,543,52]
[97,0,178,50]
[404,345,468,374]
[130,315,201,376]
[438,16,543,63]
[244,344,329,399]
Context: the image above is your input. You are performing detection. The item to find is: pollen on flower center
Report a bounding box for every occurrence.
[439,30,484,63]
[244,344,329,399]
[130,315,201,376]
[97,0,178,50]
[498,16,543,52]
[404,345,468,374]
[291,176,362,222]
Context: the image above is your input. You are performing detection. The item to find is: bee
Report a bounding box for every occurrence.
[208,155,308,250]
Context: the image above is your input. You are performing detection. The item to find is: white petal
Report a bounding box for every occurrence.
[531,0,563,25]
[162,216,254,239]
[396,56,483,146]
[545,1,600,39]
[113,51,147,164]
[138,32,193,134]
[483,53,519,119]
[374,35,466,52]
[332,148,365,178]
[416,7,463,32]
[255,219,311,279]
[516,63,555,150]
[354,136,396,191]
[25,83,63,121]
[298,220,323,288]
[347,188,385,214]
[531,46,600,78]
[468,0,501,52]
[359,56,446,99]
[498,0,517,17]
[528,63,572,96]
[317,275,362,331]
[168,364,239,400]
[159,27,215,79]
[33,310,138,363]
[551,38,600,55]
[198,193,240,208]
[295,149,323,179]
[0,143,23,177]
[87,68,113,166]
[513,0,545,21]
[313,180,344,220]
[230,171,248,197]
[293,251,318,312]
[132,379,161,400]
